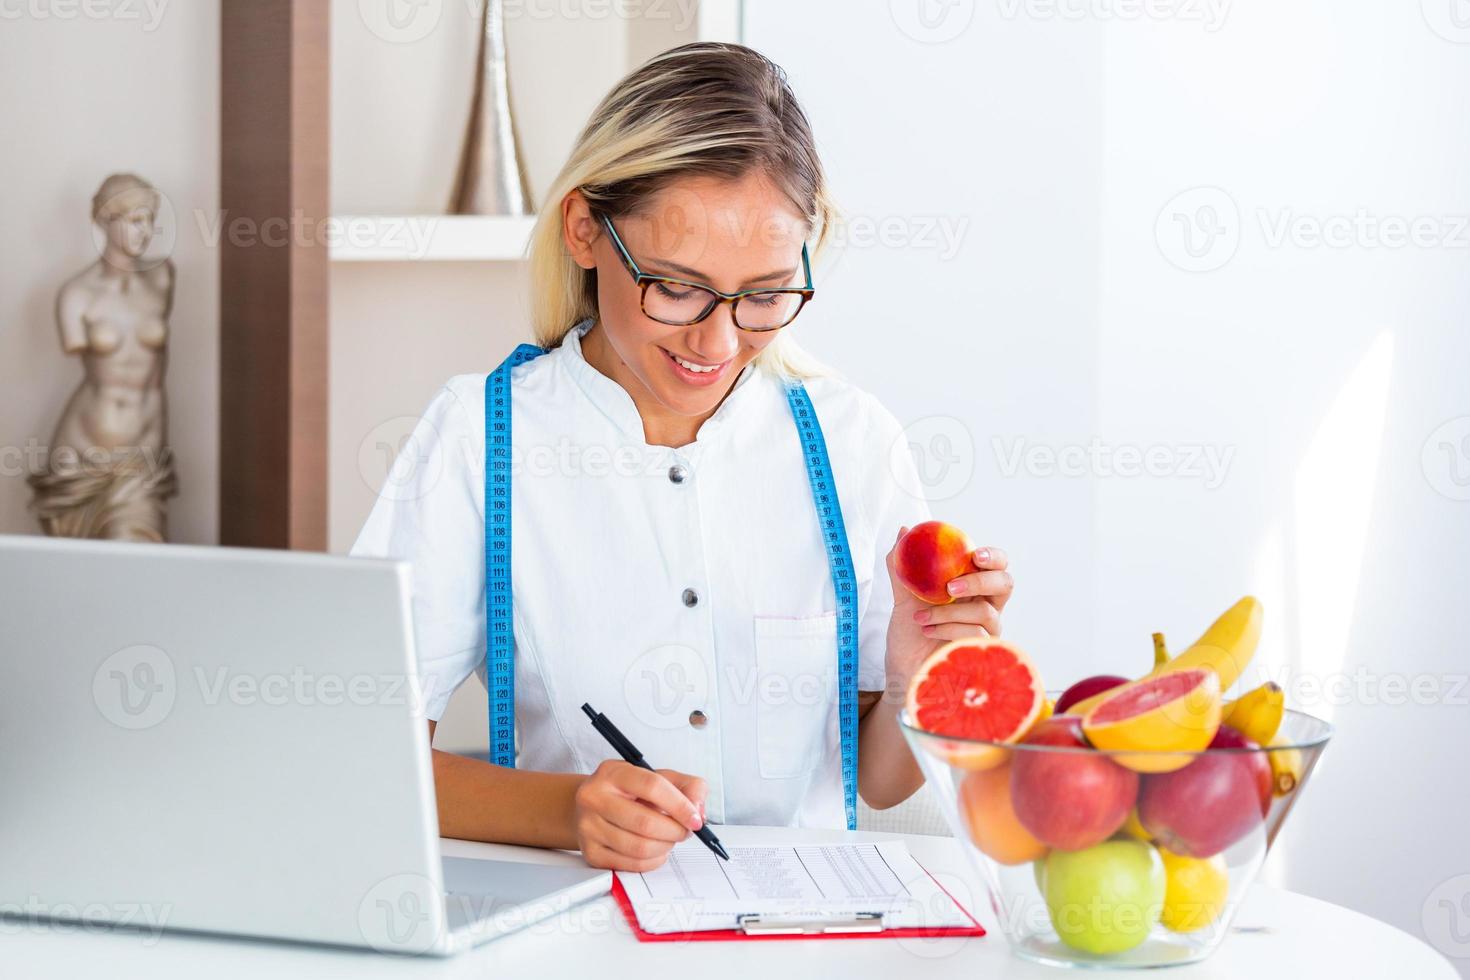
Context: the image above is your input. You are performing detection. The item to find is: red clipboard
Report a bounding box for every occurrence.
[610,868,987,943]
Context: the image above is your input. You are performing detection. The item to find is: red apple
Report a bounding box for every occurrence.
[895,521,975,605]
[1138,728,1267,858]
[1010,716,1139,852]
[1054,674,1129,714]
[1209,724,1272,816]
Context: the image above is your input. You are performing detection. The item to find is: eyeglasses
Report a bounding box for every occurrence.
[598,214,814,332]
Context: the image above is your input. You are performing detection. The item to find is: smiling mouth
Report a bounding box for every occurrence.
[660,347,731,376]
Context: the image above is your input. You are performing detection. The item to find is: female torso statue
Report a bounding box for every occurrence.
[29,173,178,542]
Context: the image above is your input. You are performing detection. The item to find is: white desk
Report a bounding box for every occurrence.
[9,826,1454,979]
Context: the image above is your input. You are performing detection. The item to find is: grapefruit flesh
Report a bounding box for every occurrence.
[1081,668,1222,773]
[907,639,1045,768]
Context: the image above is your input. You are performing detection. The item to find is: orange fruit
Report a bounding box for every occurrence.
[959,763,1048,866]
[906,638,1046,769]
[1081,668,1222,773]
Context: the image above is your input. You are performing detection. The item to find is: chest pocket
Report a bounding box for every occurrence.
[753,613,839,780]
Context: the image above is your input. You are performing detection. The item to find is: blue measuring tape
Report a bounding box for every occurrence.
[484,343,548,768]
[782,382,861,832]
[484,349,860,831]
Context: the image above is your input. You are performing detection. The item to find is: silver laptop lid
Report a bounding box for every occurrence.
[0,535,445,950]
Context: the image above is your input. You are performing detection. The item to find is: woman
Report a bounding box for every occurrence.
[352,43,1013,871]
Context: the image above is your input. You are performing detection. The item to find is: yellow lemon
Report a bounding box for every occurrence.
[1159,848,1229,933]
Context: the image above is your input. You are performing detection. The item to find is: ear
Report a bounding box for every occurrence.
[561,191,600,271]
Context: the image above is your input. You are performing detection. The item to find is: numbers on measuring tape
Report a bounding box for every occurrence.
[785,381,861,832]
[484,343,547,768]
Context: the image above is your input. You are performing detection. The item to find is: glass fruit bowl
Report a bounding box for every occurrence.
[900,707,1332,969]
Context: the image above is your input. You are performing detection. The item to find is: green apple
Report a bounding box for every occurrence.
[1044,840,1164,955]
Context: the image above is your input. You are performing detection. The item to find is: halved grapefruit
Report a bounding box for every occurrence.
[906,638,1046,769]
[1080,667,1222,773]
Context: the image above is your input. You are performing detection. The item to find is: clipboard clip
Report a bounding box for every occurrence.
[736,912,885,936]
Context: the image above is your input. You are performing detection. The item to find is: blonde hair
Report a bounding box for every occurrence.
[527,42,836,379]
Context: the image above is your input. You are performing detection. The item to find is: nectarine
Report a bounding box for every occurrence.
[895,521,975,605]
[960,763,1048,866]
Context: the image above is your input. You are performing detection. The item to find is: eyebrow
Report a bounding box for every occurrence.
[647,259,799,289]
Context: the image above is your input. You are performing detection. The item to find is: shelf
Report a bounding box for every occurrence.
[330,214,537,262]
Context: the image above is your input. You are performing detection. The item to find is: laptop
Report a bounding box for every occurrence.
[0,535,609,955]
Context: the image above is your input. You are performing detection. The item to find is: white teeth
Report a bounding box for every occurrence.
[673,354,720,374]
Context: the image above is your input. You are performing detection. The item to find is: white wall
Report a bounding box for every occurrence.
[0,3,219,544]
[745,3,1108,710]
[751,1,1107,659]
[747,0,1470,969]
[1094,2,1470,968]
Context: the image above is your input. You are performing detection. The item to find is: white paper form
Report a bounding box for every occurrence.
[615,840,976,934]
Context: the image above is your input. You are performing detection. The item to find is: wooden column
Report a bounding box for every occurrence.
[219,0,330,550]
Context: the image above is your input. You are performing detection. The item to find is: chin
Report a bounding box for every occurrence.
[647,375,727,418]
[641,344,747,412]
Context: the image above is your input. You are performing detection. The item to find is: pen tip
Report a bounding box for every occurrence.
[714,842,730,861]
[580,703,596,719]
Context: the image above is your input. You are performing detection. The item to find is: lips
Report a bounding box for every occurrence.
[660,347,732,387]
[670,352,721,373]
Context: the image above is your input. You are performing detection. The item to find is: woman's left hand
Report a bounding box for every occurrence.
[882,528,1014,696]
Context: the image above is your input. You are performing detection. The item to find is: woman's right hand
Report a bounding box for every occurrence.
[572,760,708,871]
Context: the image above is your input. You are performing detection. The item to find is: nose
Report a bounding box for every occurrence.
[684,304,741,363]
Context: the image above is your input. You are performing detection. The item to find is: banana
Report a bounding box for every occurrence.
[1152,632,1170,669]
[1267,735,1303,796]
[1067,597,1265,716]
[1221,681,1285,745]
[1162,596,1264,694]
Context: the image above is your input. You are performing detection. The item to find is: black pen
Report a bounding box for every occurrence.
[580,702,729,861]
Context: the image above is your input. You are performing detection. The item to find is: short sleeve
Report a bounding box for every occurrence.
[349,384,484,721]
[855,394,932,693]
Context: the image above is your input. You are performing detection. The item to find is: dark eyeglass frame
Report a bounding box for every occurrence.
[598,214,814,332]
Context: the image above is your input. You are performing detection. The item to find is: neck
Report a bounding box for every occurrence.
[100,249,142,276]
[579,323,725,448]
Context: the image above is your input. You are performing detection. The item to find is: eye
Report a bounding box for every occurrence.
[746,292,784,307]
[654,282,701,302]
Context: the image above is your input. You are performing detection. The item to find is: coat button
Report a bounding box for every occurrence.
[681,588,699,607]
[668,464,687,484]
[689,709,708,729]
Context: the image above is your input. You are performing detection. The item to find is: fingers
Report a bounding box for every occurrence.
[920,622,992,642]
[885,525,910,593]
[588,814,681,865]
[574,763,702,871]
[581,838,670,873]
[600,794,693,843]
[659,769,708,820]
[944,569,1013,601]
[971,546,1008,571]
[619,765,702,830]
[599,762,701,830]
[914,599,1001,637]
